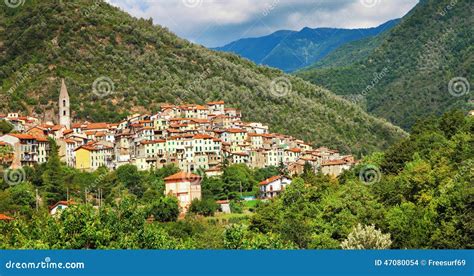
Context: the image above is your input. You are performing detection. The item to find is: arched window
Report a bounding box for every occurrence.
[63,100,66,107]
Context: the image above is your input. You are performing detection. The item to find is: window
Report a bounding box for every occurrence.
[63,100,66,107]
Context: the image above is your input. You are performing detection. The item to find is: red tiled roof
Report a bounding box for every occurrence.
[288,148,302,153]
[225,128,246,133]
[141,139,166,145]
[193,134,213,139]
[49,200,76,210]
[164,171,201,182]
[0,214,13,220]
[207,101,225,105]
[9,133,35,140]
[85,123,109,130]
[259,175,290,185]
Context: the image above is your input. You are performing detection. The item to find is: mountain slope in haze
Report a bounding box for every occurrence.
[214,19,399,72]
[0,0,406,155]
[297,0,473,129]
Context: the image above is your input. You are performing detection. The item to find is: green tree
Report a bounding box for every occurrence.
[189,198,219,217]
[147,196,179,222]
[341,224,392,249]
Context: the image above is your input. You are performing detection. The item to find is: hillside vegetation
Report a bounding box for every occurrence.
[0,0,406,155]
[297,0,473,129]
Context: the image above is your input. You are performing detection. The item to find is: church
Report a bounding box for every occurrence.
[58,78,71,129]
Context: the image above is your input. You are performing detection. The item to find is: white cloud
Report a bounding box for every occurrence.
[106,0,419,47]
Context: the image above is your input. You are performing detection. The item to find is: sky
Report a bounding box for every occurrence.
[106,0,419,48]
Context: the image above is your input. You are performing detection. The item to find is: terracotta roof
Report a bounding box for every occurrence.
[49,200,76,210]
[85,123,109,130]
[0,214,13,220]
[75,144,112,151]
[259,175,290,185]
[8,133,35,140]
[141,139,166,145]
[193,134,214,139]
[51,125,62,131]
[207,101,225,105]
[164,171,201,182]
[225,128,246,133]
[288,148,302,153]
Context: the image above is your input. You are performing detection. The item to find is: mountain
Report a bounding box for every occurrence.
[0,0,406,155]
[300,33,386,70]
[214,20,399,72]
[296,0,473,129]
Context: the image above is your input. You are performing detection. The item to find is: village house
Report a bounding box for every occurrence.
[75,143,114,171]
[259,175,292,199]
[164,171,202,212]
[50,200,75,216]
[0,133,50,168]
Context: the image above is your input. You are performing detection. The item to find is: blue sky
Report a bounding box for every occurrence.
[106,0,419,47]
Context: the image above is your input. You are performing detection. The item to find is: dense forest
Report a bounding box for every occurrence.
[297,0,473,129]
[0,0,406,155]
[1,111,472,249]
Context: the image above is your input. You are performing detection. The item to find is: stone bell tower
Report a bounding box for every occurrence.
[59,78,71,129]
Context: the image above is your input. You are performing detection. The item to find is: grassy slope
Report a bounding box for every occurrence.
[296,0,473,129]
[0,0,406,155]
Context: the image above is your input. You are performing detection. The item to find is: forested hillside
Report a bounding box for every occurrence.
[0,0,406,155]
[299,33,386,69]
[297,0,473,129]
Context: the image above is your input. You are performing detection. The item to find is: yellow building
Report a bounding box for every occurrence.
[75,143,113,171]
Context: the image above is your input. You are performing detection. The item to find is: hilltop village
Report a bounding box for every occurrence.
[0,80,355,209]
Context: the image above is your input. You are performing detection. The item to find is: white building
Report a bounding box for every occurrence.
[259,175,292,199]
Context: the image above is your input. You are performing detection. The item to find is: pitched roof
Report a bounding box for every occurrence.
[0,214,13,220]
[259,175,290,185]
[49,200,76,210]
[85,123,109,130]
[164,171,201,182]
[207,101,225,105]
